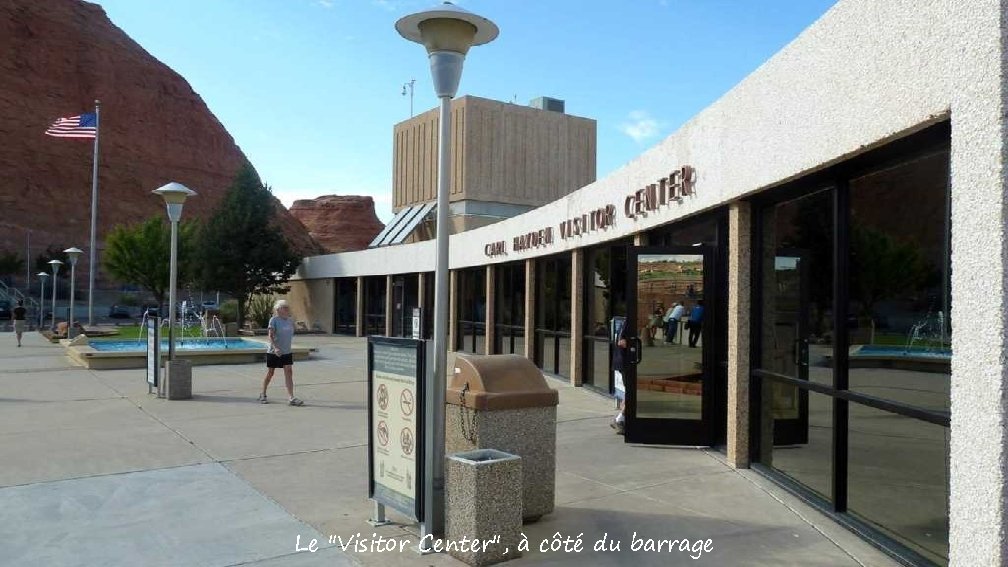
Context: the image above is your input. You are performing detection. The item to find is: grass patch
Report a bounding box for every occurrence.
[110,325,205,340]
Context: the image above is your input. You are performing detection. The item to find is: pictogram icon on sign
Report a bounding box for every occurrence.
[400,427,414,456]
[377,384,389,411]
[400,388,414,416]
[377,420,389,446]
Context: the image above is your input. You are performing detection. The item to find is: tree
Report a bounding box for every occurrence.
[197,163,301,326]
[35,246,69,273]
[849,222,936,317]
[0,250,24,283]
[103,216,199,307]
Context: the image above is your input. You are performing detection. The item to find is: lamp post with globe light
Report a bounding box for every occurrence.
[37,272,49,329]
[48,259,62,331]
[64,247,83,338]
[395,1,498,541]
[152,182,196,363]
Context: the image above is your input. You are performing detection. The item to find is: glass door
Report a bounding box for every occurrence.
[767,250,810,445]
[624,246,714,445]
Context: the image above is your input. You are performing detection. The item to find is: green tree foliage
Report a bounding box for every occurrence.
[850,223,936,317]
[103,216,199,307]
[35,246,69,273]
[0,250,24,279]
[197,163,300,326]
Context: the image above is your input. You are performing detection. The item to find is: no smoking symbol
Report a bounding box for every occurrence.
[376,384,389,411]
[377,421,389,446]
[400,389,414,416]
[400,427,414,456]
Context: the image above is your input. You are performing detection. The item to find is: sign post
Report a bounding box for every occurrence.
[146,315,160,396]
[367,337,426,525]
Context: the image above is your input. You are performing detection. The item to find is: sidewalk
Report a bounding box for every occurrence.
[0,331,899,566]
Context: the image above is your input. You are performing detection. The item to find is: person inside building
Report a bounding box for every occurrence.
[688,299,705,348]
[664,301,684,344]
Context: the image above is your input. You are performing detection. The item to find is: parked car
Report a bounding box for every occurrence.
[200,301,218,313]
[0,300,10,320]
[108,305,132,319]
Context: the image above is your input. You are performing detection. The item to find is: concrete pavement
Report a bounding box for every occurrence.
[0,330,900,566]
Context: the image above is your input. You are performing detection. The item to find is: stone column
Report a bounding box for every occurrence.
[385,275,393,337]
[417,272,426,339]
[524,259,536,361]
[448,270,458,352]
[485,265,495,354]
[633,233,648,246]
[949,3,1008,563]
[570,249,584,386]
[355,276,364,337]
[727,201,751,468]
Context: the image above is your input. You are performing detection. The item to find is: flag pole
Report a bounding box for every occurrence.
[88,99,100,326]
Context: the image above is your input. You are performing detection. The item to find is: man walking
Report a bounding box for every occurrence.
[688,299,704,348]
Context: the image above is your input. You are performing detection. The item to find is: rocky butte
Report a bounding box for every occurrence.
[289,196,385,254]
[0,0,323,285]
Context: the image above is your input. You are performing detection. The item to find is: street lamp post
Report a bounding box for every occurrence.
[152,182,196,364]
[37,272,49,329]
[395,1,498,541]
[64,247,83,338]
[48,259,63,331]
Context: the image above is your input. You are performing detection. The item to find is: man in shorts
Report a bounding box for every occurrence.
[259,299,303,406]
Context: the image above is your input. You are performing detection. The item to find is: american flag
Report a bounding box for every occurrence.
[45,113,97,138]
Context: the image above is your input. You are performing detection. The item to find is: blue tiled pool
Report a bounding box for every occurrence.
[854,345,951,360]
[90,338,264,352]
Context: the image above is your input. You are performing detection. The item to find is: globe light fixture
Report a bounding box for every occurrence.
[152,182,197,363]
[63,247,83,338]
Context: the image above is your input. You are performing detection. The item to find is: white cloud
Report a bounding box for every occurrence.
[316,0,334,8]
[619,110,661,143]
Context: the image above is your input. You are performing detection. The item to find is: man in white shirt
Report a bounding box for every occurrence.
[663,302,684,343]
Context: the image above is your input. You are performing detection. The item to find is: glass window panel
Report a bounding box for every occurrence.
[848,150,951,411]
[759,386,833,502]
[848,404,949,566]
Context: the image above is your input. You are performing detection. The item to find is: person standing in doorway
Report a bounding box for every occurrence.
[688,299,705,348]
[13,300,26,347]
[259,299,303,406]
[611,318,629,435]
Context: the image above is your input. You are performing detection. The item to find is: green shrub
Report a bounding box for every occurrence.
[218,299,238,324]
[248,294,275,329]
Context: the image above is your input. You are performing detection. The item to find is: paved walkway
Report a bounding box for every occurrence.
[0,332,899,566]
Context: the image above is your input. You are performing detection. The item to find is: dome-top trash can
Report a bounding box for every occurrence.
[446,353,559,522]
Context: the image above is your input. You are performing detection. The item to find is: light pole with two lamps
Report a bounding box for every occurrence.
[64,247,83,338]
[37,272,49,329]
[48,259,62,331]
[395,1,498,542]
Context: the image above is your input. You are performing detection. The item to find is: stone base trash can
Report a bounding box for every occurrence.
[446,449,523,566]
[446,354,559,522]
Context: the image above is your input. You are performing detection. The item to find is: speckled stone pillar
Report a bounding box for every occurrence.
[384,275,393,337]
[727,201,751,468]
[355,276,364,337]
[165,359,192,400]
[446,449,523,566]
[523,260,535,361]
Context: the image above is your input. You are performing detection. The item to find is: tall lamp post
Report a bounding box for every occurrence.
[48,259,63,331]
[64,247,83,338]
[395,1,498,541]
[152,182,196,363]
[37,272,49,329]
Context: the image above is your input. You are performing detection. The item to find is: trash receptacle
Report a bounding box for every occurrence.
[446,449,522,566]
[446,354,559,522]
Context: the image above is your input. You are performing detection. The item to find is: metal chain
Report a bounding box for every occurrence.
[458,382,479,444]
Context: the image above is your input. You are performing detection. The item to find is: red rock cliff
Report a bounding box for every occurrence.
[0,0,321,285]
[289,196,385,253]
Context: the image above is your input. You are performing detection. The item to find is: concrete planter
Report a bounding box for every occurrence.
[446,449,522,566]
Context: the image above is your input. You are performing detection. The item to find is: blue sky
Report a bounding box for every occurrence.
[96,0,838,222]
